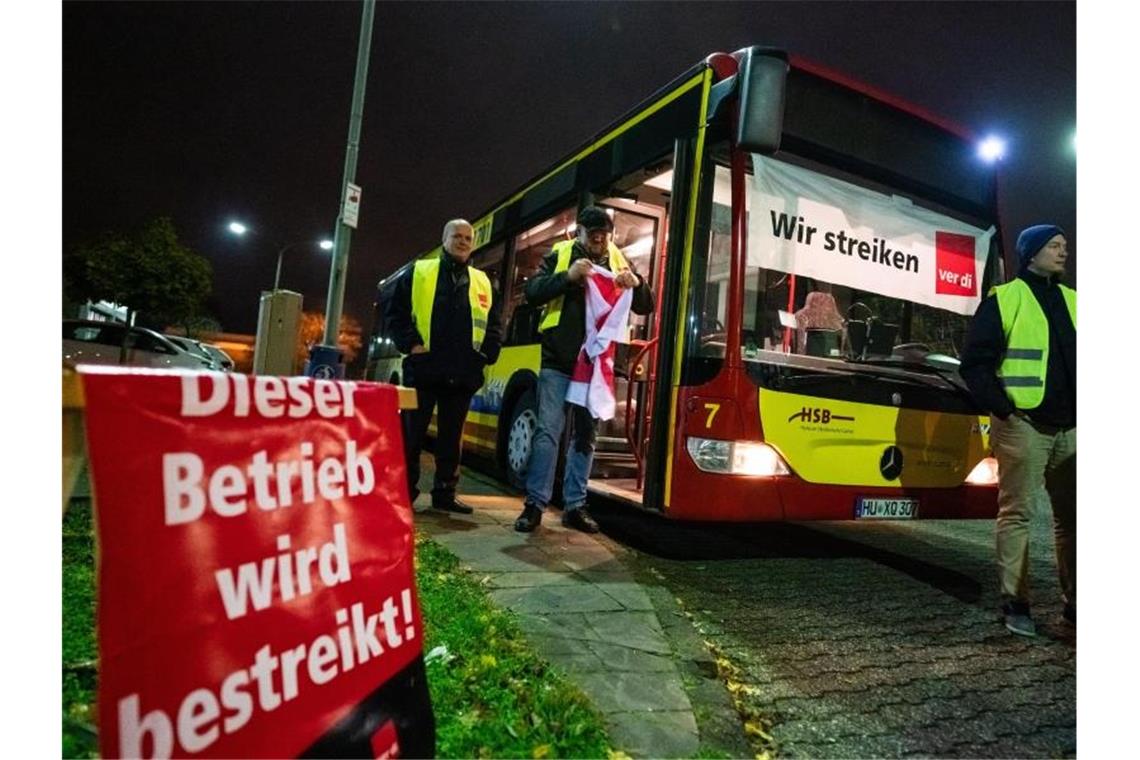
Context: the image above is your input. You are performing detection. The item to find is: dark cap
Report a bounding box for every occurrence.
[577,206,614,233]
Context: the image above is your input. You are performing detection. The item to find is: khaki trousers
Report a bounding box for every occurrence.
[990,414,1076,606]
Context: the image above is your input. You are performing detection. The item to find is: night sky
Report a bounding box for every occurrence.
[62,1,1076,337]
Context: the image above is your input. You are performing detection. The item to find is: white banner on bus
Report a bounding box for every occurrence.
[748,155,995,316]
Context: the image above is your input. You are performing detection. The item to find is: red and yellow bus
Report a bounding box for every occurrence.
[367,46,1004,522]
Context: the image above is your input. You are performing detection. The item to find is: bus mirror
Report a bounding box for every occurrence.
[736,48,788,154]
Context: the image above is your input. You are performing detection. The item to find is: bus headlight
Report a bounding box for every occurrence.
[965,456,1000,485]
[686,437,791,476]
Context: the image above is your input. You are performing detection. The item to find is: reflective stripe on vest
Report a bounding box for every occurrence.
[538,240,631,332]
[410,257,493,352]
[992,278,1076,409]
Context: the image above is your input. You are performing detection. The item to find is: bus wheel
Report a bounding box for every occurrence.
[505,388,537,490]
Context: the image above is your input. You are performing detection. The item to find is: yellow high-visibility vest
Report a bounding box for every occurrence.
[538,240,631,332]
[410,257,492,351]
[992,278,1076,409]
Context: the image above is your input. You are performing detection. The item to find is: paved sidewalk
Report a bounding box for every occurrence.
[412,466,709,758]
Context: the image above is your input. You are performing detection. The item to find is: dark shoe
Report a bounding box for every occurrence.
[562,508,600,534]
[432,498,473,515]
[514,502,543,532]
[1001,601,1036,637]
[1062,603,1076,627]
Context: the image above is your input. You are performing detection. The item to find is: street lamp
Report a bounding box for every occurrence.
[977,135,1007,164]
[225,221,332,291]
[272,239,334,292]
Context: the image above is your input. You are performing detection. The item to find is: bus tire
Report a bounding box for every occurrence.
[504,387,537,491]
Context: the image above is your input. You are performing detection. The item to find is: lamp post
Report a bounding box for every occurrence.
[226,221,333,292]
[274,239,334,291]
[226,221,334,376]
[315,0,376,372]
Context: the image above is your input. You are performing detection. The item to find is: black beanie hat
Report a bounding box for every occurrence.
[1015,224,1064,268]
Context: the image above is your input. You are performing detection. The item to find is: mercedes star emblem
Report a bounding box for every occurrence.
[880,445,904,480]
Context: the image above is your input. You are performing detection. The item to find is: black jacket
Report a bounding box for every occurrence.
[524,241,654,374]
[386,252,503,392]
[959,269,1076,428]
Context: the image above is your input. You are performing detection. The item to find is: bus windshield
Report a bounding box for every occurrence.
[698,155,1002,369]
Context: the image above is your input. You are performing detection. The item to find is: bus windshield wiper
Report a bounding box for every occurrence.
[768,368,857,389]
[848,355,977,402]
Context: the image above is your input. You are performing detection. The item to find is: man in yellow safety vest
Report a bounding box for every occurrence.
[386,219,502,514]
[960,224,1076,637]
[513,206,654,533]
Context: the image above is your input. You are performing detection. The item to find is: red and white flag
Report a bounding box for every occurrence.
[565,265,633,420]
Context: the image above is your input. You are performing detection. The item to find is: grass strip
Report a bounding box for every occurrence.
[61,503,611,759]
[62,500,99,759]
[415,535,611,759]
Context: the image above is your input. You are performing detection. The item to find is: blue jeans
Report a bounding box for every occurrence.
[525,368,597,512]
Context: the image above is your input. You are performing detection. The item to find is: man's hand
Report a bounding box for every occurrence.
[410,344,428,354]
[567,258,593,283]
[615,270,639,289]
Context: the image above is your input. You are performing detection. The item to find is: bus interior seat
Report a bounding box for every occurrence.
[867,321,899,357]
[794,292,844,353]
[845,318,898,359]
[804,328,841,357]
[846,320,868,358]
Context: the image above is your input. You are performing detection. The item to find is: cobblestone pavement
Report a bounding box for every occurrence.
[413,463,741,758]
[597,506,1076,758]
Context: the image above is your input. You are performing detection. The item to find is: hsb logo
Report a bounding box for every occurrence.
[790,407,831,423]
[787,407,855,424]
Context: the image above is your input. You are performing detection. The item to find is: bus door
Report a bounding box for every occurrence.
[588,191,668,499]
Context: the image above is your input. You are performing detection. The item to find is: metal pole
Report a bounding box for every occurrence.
[273,246,286,291]
[319,0,376,348]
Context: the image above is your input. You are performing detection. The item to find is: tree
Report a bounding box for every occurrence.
[296,312,364,373]
[65,217,213,330]
[178,314,223,339]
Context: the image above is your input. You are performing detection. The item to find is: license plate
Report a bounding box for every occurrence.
[855,497,918,519]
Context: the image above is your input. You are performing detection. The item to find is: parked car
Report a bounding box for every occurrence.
[166,335,223,370]
[63,320,209,370]
[199,343,235,372]
[166,335,235,372]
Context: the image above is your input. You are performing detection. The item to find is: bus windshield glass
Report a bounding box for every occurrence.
[698,157,1002,368]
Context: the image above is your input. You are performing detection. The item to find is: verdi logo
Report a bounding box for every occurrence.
[934,231,978,296]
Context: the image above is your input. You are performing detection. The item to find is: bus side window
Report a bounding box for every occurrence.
[471,242,505,294]
[505,207,577,347]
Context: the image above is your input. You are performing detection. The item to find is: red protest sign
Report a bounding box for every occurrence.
[81,369,434,758]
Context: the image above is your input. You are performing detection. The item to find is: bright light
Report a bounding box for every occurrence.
[965,456,1000,485]
[319,239,334,250]
[686,437,791,476]
[977,136,1006,163]
[732,442,791,477]
[227,221,248,235]
[1071,130,1077,155]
